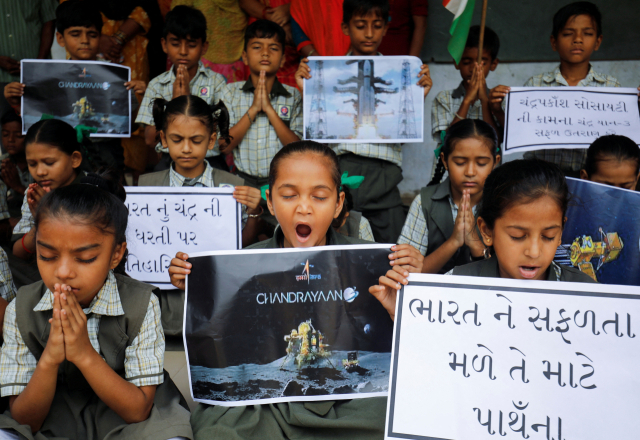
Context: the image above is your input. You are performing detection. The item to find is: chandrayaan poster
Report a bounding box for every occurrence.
[554,177,640,286]
[21,60,131,137]
[184,245,394,405]
[303,56,424,143]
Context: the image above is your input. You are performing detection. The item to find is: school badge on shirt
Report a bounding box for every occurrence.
[199,86,211,98]
[277,104,291,121]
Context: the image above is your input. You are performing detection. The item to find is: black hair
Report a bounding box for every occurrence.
[479,159,569,230]
[268,141,341,200]
[466,25,500,60]
[163,5,207,42]
[34,170,129,275]
[428,119,499,186]
[244,19,286,50]
[343,0,390,24]
[583,135,640,177]
[1,110,21,127]
[152,95,231,145]
[56,0,103,34]
[552,2,602,38]
[25,119,83,157]
[332,187,354,230]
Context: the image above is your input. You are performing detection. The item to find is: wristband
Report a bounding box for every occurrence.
[247,205,264,218]
[245,111,255,124]
[113,31,127,46]
[21,234,33,254]
[455,112,464,120]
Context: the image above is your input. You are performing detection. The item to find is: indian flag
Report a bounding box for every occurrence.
[443,0,476,64]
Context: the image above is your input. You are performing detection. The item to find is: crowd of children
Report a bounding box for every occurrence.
[0,0,636,438]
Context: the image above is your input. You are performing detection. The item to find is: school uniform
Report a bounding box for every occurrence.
[397,178,475,274]
[450,257,597,283]
[522,65,620,176]
[329,52,407,244]
[0,271,193,439]
[222,77,302,225]
[337,210,375,242]
[139,161,246,349]
[135,61,227,169]
[190,226,388,440]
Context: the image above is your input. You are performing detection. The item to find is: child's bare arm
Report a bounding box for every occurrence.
[488,85,510,128]
[9,289,66,432]
[294,58,311,92]
[417,64,432,98]
[169,252,191,290]
[60,289,157,423]
[477,68,500,136]
[257,71,299,146]
[4,82,24,112]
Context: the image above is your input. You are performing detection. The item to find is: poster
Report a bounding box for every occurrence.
[184,245,394,406]
[554,177,640,286]
[21,59,131,137]
[303,56,424,143]
[386,273,640,440]
[124,187,242,289]
[503,87,640,154]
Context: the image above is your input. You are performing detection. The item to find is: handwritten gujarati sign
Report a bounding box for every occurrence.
[503,87,640,154]
[124,187,242,288]
[385,274,640,440]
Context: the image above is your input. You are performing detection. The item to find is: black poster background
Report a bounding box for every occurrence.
[185,246,393,369]
[21,60,130,136]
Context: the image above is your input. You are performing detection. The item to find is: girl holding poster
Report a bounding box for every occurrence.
[372,159,596,321]
[169,140,424,439]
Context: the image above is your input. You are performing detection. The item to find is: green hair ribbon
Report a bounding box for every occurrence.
[339,172,364,190]
[74,125,98,143]
[260,184,269,201]
[434,130,447,158]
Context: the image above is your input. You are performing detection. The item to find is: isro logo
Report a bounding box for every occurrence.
[296,259,321,283]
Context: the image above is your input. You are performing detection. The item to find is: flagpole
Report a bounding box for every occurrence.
[477,0,488,64]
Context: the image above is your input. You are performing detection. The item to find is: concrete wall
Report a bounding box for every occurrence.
[399,60,640,202]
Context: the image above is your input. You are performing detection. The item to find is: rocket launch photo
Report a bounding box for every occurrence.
[303,56,424,143]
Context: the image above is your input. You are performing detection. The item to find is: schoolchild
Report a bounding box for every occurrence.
[0,112,32,209]
[0,112,32,243]
[139,94,262,345]
[295,0,432,243]
[580,135,640,190]
[398,119,499,274]
[489,2,620,177]
[169,141,424,439]
[372,159,595,321]
[12,120,86,261]
[0,173,193,439]
[3,0,146,175]
[219,19,302,227]
[136,5,227,171]
[431,26,501,147]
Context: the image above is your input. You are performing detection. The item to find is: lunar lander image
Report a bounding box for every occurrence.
[555,227,624,281]
[281,320,335,369]
[72,96,96,121]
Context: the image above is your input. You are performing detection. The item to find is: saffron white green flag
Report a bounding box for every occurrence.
[443,0,476,64]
